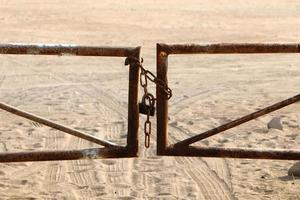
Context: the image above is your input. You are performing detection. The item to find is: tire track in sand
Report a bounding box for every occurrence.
[169,87,233,192]
[63,83,132,199]
[61,74,235,199]
[1,59,81,199]
[82,82,235,199]
[149,120,235,200]
[0,61,75,198]
[38,69,130,199]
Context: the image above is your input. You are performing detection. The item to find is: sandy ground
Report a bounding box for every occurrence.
[0,0,300,199]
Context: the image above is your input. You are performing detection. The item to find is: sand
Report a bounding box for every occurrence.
[0,0,300,199]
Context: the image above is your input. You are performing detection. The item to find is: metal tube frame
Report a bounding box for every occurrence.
[157,43,300,160]
[0,43,140,162]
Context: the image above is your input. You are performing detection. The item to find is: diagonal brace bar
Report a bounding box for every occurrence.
[174,93,300,147]
[0,101,118,147]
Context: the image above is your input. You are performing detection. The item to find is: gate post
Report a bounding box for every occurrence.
[156,44,169,155]
[126,47,141,156]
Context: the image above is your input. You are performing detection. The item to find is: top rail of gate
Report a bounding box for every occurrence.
[157,43,300,55]
[0,43,139,57]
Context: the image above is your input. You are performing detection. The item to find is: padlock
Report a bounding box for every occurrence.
[139,103,155,116]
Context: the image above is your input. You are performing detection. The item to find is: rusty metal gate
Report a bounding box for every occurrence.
[156,43,300,160]
[1,42,300,162]
[0,43,140,162]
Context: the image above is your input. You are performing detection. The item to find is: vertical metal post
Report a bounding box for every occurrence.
[156,44,169,155]
[126,47,141,156]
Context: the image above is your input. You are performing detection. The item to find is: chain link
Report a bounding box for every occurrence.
[125,56,172,148]
[140,65,172,100]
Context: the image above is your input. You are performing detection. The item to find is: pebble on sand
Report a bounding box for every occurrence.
[288,162,300,177]
[267,117,283,130]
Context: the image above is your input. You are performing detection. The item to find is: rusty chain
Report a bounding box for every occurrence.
[125,56,172,148]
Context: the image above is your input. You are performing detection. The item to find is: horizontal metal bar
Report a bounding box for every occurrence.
[174,93,300,147]
[0,147,133,162]
[158,43,300,55]
[0,101,117,147]
[0,43,139,57]
[163,146,300,160]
